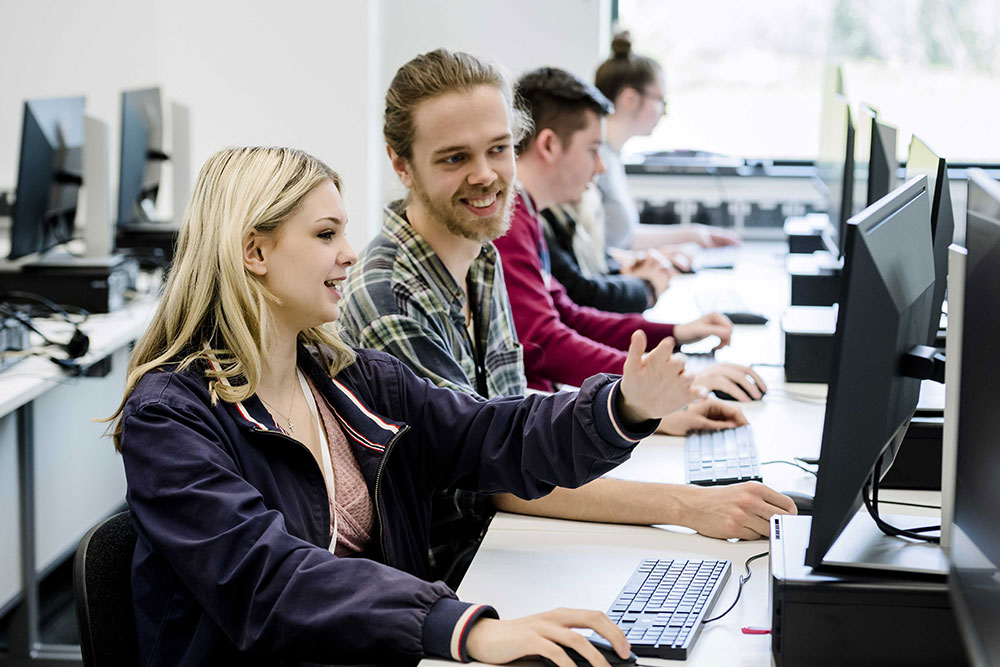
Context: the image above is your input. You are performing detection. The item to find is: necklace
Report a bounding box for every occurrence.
[259,381,299,432]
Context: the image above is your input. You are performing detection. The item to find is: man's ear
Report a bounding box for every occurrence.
[243,230,269,277]
[534,128,563,165]
[387,145,415,189]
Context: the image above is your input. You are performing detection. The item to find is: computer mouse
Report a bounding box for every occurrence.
[713,382,766,402]
[724,311,770,325]
[539,634,637,667]
[783,490,814,515]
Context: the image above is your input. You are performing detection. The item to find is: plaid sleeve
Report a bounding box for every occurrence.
[354,313,482,399]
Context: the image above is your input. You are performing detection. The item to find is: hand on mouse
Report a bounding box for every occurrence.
[465,608,629,667]
[692,362,767,402]
[672,312,733,349]
[617,331,705,424]
[655,397,747,435]
[683,482,797,540]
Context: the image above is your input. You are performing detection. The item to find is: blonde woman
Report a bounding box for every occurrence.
[108,146,702,666]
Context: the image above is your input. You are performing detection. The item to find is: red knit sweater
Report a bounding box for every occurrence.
[493,190,675,391]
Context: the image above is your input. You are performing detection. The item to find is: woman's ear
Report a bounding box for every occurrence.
[243,231,269,276]
[616,87,642,114]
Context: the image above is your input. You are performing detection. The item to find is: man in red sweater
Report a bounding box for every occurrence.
[496,67,767,400]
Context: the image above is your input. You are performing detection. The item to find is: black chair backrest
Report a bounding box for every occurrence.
[73,510,140,667]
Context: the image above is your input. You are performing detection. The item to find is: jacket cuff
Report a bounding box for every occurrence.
[594,379,659,444]
[422,597,499,662]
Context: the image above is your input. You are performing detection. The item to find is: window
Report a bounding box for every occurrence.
[616,0,1000,163]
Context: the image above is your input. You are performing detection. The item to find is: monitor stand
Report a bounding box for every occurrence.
[820,511,947,576]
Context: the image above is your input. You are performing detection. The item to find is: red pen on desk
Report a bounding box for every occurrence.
[741,626,771,635]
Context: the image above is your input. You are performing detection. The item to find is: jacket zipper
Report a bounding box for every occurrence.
[373,424,410,564]
[253,427,334,547]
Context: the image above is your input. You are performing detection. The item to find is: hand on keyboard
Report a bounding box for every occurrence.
[672,312,733,349]
[466,608,630,667]
[692,362,767,402]
[656,397,747,435]
[687,481,797,540]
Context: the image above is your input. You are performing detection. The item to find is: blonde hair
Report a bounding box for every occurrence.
[106,146,355,450]
[384,48,532,160]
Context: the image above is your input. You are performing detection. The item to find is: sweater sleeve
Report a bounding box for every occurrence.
[494,197,674,389]
[542,211,652,313]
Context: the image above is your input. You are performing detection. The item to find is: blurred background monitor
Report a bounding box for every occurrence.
[9,96,86,260]
[905,135,954,345]
[949,168,1000,667]
[117,87,168,225]
[815,93,855,258]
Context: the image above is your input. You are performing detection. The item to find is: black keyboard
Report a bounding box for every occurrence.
[686,425,762,485]
[603,558,731,660]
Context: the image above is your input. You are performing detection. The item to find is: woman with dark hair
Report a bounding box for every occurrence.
[595,32,740,259]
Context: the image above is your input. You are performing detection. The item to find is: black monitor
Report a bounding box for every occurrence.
[117,87,168,225]
[949,168,1000,667]
[905,135,954,345]
[805,176,936,569]
[816,94,855,258]
[9,96,86,260]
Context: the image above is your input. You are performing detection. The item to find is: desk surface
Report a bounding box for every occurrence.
[0,295,159,417]
[421,241,943,667]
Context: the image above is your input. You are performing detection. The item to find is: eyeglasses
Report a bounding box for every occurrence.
[637,89,668,115]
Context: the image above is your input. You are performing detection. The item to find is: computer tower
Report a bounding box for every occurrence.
[770,515,967,666]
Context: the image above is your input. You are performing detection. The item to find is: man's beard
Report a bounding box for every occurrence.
[410,175,515,244]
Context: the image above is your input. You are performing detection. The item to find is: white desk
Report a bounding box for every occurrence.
[0,295,158,664]
[421,241,942,667]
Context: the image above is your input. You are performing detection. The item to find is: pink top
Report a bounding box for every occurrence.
[306,378,374,556]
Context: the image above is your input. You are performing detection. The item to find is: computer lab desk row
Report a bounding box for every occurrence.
[0,296,158,664]
[420,242,941,667]
[421,366,941,667]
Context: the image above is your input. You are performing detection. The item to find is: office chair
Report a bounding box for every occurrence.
[73,510,140,667]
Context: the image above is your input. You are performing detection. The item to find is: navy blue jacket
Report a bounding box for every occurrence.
[120,345,654,666]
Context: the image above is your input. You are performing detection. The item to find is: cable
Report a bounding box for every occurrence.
[874,499,941,510]
[702,551,769,624]
[761,459,818,476]
[862,468,941,543]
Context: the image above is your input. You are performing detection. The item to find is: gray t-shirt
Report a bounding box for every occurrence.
[595,143,638,249]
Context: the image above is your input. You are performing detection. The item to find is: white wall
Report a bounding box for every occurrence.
[378,0,611,203]
[0,0,608,248]
[152,0,384,249]
[0,0,159,191]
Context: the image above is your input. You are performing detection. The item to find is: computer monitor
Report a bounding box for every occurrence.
[948,168,1000,667]
[9,96,86,260]
[117,87,169,225]
[867,118,898,205]
[905,135,954,345]
[804,175,936,569]
[815,94,855,257]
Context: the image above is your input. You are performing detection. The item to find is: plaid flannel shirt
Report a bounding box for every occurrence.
[340,201,525,400]
[339,201,526,586]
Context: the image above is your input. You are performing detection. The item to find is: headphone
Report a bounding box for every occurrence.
[0,291,91,370]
